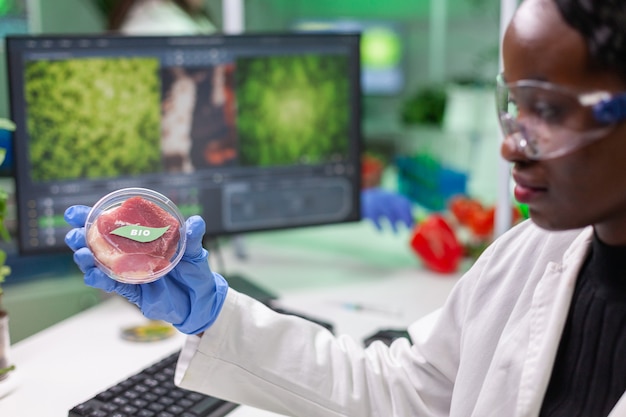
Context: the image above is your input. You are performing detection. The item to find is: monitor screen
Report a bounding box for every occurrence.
[6,32,362,256]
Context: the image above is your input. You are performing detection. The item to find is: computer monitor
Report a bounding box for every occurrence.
[5,32,362,256]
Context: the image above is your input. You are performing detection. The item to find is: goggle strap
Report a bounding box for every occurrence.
[594,93,626,124]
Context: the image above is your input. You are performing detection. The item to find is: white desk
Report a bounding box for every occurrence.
[0,222,462,416]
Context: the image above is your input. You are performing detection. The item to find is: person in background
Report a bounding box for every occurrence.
[104,0,217,35]
[67,0,626,414]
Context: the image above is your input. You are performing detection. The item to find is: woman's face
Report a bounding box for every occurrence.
[501,0,626,245]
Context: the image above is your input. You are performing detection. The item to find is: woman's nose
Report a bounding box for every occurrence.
[500,132,528,163]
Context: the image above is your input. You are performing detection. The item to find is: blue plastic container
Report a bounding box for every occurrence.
[396,155,467,211]
[0,119,16,173]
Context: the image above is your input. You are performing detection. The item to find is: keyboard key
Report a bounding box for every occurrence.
[158,396,176,406]
[143,392,159,402]
[191,397,223,414]
[167,404,185,414]
[101,403,118,412]
[177,398,194,408]
[148,402,166,412]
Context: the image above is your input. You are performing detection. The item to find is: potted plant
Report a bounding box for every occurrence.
[0,118,15,382]
[0,186,13,381]
[400,85,447,127]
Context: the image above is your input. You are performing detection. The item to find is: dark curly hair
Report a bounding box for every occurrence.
[554,0,626,80]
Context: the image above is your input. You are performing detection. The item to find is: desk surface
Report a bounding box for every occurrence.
[0,222,462,416]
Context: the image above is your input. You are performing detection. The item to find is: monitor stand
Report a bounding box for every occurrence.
[224,273,334,333]
[204,236,334,332]
[222,273,278,306]
[203,235,277,305]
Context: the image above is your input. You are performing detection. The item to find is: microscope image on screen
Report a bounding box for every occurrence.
[234,54,350,168]
[24,56,163,181]
[6,33,362,254]
[161,64,238,173]
[159,53,353,174]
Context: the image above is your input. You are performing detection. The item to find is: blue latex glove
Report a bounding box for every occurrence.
[361,188,415,233]
[64,205,228,335]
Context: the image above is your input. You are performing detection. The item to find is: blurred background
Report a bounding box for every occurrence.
[0,0,503,206]
[0,0,509,342]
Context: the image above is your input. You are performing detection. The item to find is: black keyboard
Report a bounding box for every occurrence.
[68,351,239,417]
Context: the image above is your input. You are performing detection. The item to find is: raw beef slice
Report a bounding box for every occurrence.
[87,196,181,280]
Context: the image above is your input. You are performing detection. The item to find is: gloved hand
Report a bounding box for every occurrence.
[64,205,228,335]
[361,188,415,233]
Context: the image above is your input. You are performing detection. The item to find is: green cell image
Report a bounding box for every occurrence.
[235,54,351,167]
[24,57,162,181]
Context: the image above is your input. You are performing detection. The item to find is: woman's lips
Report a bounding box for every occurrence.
[514,183,545,203]
[512,173,547,204]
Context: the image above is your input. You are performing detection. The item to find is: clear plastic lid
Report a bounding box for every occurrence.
[85,188,187,284]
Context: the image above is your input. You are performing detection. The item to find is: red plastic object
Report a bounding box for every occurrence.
[449,195,483,226]
[410,214,463,274]
[449,195,525,240]
[468,206,495,238]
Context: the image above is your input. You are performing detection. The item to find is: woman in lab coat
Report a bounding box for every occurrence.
[65,0,626,415]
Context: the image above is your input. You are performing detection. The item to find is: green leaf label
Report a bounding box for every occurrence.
[110,225,170,243]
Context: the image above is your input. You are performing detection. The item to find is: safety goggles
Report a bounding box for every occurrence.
[495,73,626,160]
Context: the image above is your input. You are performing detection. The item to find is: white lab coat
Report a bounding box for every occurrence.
[174,220,626,417]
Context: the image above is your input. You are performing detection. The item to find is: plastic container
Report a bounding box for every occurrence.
[85,188,187,284]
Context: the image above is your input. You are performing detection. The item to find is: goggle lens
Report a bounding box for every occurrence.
[496,74,615,160]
